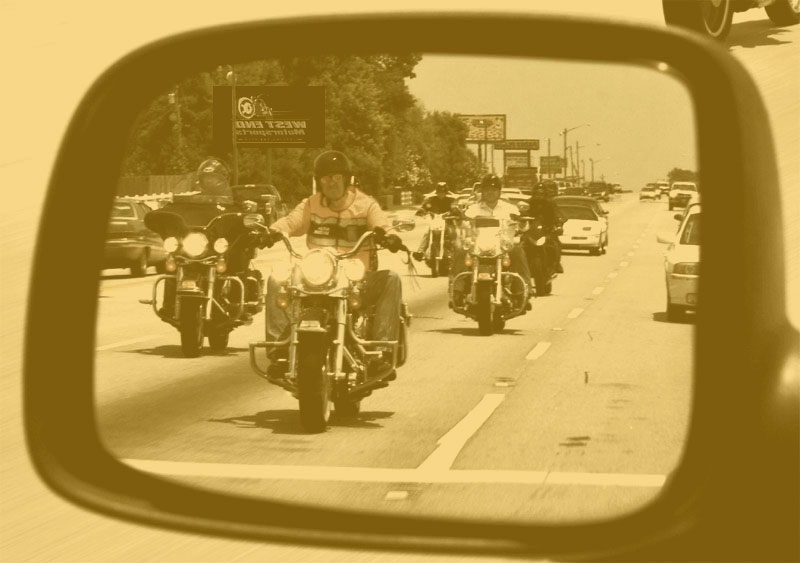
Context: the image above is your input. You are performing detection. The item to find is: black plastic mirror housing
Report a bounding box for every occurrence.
[24,13,798,561]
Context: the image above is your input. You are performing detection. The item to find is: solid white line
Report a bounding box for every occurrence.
[567,308,584,319]
[417,394,505,471]
[122,459,665,487]
[592,286,605,296]
[95,335,164,351]
[525,341,551,360]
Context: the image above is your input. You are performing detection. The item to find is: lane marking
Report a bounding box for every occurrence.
[606,272,619,279]
[417,394,505,471]
[96,335,165,351]
[592,286,605,296]
[384,491,409,501]
[620,261,629,268]
[567,308,584,319]
[123,459,665,488]
[526,342,551,360]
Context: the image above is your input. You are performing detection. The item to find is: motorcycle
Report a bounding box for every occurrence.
[420,211,457,277]
[521,216,561,297]
[140,204,265,357]
[450,216,530,336]
[248,221,412,433]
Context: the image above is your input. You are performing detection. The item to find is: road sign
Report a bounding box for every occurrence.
[457,114,507,142]
[494,139,540,150]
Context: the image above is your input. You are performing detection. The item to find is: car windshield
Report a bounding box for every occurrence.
[560,206,597,221]
[110,202,136,219]
[679,213,700,245]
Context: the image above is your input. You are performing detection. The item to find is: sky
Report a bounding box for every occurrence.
[406,54,698,189]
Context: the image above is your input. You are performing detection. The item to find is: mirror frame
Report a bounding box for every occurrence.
[24,13,798,560]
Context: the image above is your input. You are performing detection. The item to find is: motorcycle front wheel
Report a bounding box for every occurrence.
[476,283,494,336]
[179,300,204,357]
[530,253,552,297]
[296,333,331,433]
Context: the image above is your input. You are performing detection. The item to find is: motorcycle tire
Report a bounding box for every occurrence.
[207,330,230,351]
[530,254,552,297]
[476,283,494,336]
[662,0,734,40]
[296,333,331,433]
[179,300,204,358]
[431,260,439,278]
[765,0,800,25]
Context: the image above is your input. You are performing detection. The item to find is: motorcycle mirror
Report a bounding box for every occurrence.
[243,213,266,228]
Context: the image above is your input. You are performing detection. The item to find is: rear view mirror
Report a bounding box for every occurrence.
[657,232,676,244]
[24,13,798,561]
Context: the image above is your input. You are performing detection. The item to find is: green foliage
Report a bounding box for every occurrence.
[120,54,478,203]
[667,167,698,183]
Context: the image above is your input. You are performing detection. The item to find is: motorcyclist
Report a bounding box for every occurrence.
[260,150,405,380]
[523,179,564,274]
[449,174,533,308]
[412,180,458,262]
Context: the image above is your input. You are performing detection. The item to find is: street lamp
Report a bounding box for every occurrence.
[559,123,590,179]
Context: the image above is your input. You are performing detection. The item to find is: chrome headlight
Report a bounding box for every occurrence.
[300,249,336,287]
[343,258,366,281]
[182,232,208,257]
[500,238,514,252]
[213,237,229,254]
[163,236,179,253]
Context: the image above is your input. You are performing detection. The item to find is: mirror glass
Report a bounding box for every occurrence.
[96,53,698,523]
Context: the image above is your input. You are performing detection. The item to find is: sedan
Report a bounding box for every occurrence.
[553,195,610,245]
[557,205,607,255]
[639,185,660,200]
[104,199,167,276]
[657,204,700,321]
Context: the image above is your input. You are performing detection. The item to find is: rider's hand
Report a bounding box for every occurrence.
[257,228,280,249]
[384,234,403,253]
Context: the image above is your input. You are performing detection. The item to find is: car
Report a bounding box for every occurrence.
[658,204,700,321]
[663,0,800,41]
[656,180,671,197]
[556,204,608,255]
[584,181,611,202]
[103,198,166,276]
[553,194,609,224]
[640,185,661,200]
[673,193,701,224]
[499,187,530,213]
[554,179,575,194]
[562,185,587,196]
[668,181,699,210]
[387,208,418,231]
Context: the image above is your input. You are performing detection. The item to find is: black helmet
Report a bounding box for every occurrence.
[196,158,230,195]
[479,174,502,191]
[313,150,351,180]
[435,181,448,193]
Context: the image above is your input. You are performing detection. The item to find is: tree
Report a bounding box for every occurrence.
[667,167,698,183]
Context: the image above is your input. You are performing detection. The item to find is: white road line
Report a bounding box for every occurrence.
[592,286,605,296]
[526,341,551,360]
[620,261,630,268]
[417,394,505,472]
[607,272,619,279]
[626,251,635,256]
[567,308,584,319]
[95,335,164,351]
[122,459,665,488]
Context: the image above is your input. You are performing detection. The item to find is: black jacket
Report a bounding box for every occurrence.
[416,195,456,216]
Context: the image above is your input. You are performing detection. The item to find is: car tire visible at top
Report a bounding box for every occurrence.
[765,0,800,25]
[663,0,734,40]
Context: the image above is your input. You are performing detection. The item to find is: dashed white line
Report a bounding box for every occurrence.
[123,459,665,488]
[567,308,584,319]
[620,261,630,268]
[417,394,505,471]
[607,272,619,279]
[592,286,605,296]
[526,341,551,360]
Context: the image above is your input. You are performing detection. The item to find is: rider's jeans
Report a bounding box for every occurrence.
[265,269,402,346]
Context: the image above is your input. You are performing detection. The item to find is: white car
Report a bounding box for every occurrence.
[658,204,700,321]
[668,181,699,210]
[557,204,607,255]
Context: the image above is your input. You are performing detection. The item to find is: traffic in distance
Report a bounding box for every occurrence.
[96,53,698,524]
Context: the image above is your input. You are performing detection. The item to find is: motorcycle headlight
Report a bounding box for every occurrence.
[182,232,208,257]
[300,249,336,287]
[343,258,366,281]
[535,236,547,246]
[163,237,179,253]
[500,238,514,252]
[213,237,229,254]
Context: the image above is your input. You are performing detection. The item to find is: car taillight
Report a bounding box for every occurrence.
[673,262,699,275]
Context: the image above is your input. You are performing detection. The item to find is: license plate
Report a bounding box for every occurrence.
[299,320,322,329]
[180,280,197,290]
[477,272,493,280]
[571,237,587,241]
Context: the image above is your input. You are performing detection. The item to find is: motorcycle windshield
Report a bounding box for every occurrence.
[144,204,246,240]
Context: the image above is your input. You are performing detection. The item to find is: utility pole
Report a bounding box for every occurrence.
[575,142,585,183]
[559,123,590,179]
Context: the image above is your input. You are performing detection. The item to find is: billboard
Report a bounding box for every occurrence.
[540,155,565,174]
[495,139,540,150]
[213,86,325,149]
[457,114,506,142]
[505,152,530,168]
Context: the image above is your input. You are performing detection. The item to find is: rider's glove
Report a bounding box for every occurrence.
[257,228,280,249]
[384,234,403,253]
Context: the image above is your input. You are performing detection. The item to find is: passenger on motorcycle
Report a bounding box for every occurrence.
[412,180,458,262]
[524,180,564,274]
[261,150,405,380]
[449,174,533,307]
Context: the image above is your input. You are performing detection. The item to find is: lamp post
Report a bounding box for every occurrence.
[575,141,585,182]
[217,65,239,185]
[559,123,590,179]
[589,157,610,182]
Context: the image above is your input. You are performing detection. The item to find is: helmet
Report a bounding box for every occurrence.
[479,174,502,191]
[545,180,558,198]
[196,158,230,195]
[435,181,448,194]
[313,150,351,180]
